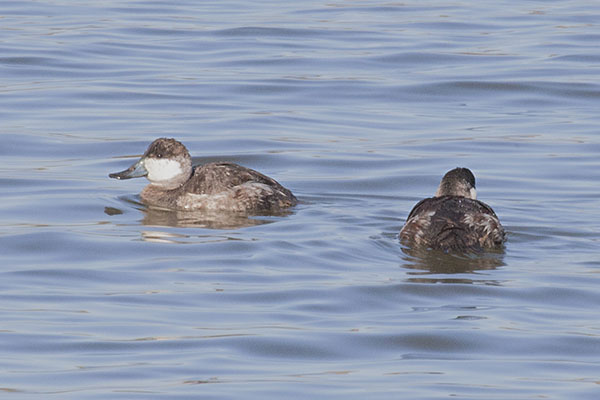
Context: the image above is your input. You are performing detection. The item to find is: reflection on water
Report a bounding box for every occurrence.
[140,207,275,229]
[400,246,505,284]
[105,197,292,230]
[139,230,247,244]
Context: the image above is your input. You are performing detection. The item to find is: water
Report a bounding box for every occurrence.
[1,1,599,398]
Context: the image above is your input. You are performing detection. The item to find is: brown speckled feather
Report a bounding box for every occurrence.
[186,163,293,196]
[400,195,505,251]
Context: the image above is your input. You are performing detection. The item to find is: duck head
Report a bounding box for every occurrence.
[435,167,477,199]
[109,138,193,190]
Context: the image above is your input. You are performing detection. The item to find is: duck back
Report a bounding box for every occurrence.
[188,163,292,194]
[400,195,505,251]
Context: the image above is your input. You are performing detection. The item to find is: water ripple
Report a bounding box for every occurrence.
[1,0,600,399]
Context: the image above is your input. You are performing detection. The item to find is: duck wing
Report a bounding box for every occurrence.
[184,162,291,194]
[178,162,297,212]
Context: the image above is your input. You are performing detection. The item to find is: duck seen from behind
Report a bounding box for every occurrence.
[399,167,505,252]
[109,138,297,213]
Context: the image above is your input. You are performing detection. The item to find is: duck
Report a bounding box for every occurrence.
[109,138,297,213]
[399,167,506,251]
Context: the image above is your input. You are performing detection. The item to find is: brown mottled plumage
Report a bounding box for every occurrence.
[109,138,297,213]
[400,168,505,252]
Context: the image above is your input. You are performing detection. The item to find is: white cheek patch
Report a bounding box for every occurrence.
[470,187,477,200]
[144,158,183,182]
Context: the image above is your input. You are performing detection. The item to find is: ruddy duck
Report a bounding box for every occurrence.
[399,167,506,251]
[109,138,297,213]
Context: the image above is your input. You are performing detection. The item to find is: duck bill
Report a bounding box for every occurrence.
[109,159,148,180]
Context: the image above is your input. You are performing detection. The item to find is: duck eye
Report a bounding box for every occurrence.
[156,153,162,158]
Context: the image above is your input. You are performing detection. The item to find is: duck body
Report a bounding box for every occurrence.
[110,138,297,213]
[141,161,297,212]
[400,195,505,251]
[399,168,505,252]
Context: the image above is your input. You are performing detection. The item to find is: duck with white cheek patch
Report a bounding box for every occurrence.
[399,167,506,252]
[109,138,297,213]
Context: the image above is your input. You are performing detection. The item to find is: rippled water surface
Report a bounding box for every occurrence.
[2,1,599,398]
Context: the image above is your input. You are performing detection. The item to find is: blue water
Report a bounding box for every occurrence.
[1,1,599,398]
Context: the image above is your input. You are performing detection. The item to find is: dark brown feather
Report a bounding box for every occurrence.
[400,195,505,252]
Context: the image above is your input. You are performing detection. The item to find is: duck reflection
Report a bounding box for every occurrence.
[105,196,292,230]
[140,206,281,229]
[400,245,505,284]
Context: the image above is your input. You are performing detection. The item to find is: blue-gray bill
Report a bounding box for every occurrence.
[109,159,148,180]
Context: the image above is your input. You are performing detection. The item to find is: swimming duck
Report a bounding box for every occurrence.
[109,138,297,213]
[399,167,505,251]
